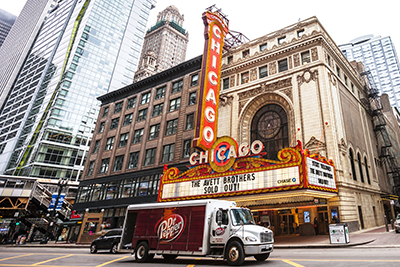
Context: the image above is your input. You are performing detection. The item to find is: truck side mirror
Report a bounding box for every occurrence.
[216,209,223,226]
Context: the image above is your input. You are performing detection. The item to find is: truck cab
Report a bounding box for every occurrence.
[209,207,273,264]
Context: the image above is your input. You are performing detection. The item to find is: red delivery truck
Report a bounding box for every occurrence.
[119,199,273,265]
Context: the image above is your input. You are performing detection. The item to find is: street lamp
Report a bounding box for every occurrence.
[41,178,68,244]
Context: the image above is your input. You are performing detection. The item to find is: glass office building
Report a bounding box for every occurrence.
[339,35,400,109]
[0,0,154,181]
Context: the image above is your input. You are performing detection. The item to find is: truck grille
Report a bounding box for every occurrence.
[260,232,273,243]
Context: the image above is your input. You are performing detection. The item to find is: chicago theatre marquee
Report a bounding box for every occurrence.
[161,15,388,235]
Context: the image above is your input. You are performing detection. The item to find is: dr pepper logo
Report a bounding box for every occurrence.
[156,214,186,242]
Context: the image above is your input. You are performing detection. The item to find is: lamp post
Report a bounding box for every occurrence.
[41,178,68,244]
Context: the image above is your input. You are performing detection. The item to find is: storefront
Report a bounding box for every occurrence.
[159,138,338,236]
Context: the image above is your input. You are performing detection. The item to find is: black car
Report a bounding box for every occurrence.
[90,229,122,254]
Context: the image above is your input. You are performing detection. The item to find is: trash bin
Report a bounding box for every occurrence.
[329,223,349,244]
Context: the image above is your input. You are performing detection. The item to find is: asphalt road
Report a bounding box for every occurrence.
[1,247,400,267]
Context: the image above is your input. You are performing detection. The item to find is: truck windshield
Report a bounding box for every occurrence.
[230,208,255,226]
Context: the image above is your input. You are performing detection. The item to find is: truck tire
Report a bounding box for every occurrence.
[226,241,245,266]
[135,242,150,262]
[162,254,177,261]
[254,253,270,261]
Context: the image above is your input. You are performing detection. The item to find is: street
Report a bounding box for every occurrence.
[1,247,400,267]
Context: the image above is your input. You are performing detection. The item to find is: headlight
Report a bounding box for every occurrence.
[245,236,258,242]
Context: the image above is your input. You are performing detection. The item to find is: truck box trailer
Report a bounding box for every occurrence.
[120,199,273,265]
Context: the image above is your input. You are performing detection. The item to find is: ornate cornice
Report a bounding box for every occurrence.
[219,95,234,107]
[297,68,319,86]
[238,77,292,101]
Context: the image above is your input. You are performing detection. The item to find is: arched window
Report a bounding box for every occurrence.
[357,153,364,183]
[251,104,288,160]
[364,157,371,184]
[349,149,357,181]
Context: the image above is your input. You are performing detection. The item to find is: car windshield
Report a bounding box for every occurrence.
[230,208,255,226]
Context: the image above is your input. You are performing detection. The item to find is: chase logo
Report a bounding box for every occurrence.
[292,178,296,182]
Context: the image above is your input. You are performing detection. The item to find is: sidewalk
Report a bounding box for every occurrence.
[2,226,400,249]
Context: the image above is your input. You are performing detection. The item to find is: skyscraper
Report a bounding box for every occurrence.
[134,5,188,81]
[0,0,154,180]
[339,35,400,109]
[0,9,17,48]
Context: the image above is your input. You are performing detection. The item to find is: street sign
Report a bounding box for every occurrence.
[48,193,65,211]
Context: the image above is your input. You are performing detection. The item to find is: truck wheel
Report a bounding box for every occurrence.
[162,254,177,261]
[135,242,150,262]
[226,241,245,266]
[254,253,270,261]
[111,243,118,254]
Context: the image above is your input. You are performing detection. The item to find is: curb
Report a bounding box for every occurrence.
[273,238,376,249]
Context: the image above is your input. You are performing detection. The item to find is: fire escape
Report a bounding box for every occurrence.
[361,70,400,200]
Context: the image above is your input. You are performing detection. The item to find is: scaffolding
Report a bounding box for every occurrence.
[361,70,400,198]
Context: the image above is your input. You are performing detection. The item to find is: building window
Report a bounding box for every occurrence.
[110,118,119,129]
[99,158,110,174]
[297,29,305,38]
[251,104,289,160]
[123,113,133,126]
[260,43,267,51]
[162,144,175,162]
[118,132,129,147]
[127,97,136,109]
[358,153,365,183]
[241,72,249,84]
[137,109,147,121]
[327,55,331,67]
[144,148,156,166]
[242,50,250,58]
[344,75,348,86]
[155,86,166,99]
[87,161,94,176]
[351,83,355,93]
[278,59,288,72]
[105,137,115,151]
[301,51,310,64]
[223,78,230,90]
[114,102,123,113]
[99,122,105,133]
[182,139,191,158]
[278,36,286,45]
[227,56,233,64]
[191,74,199,86]
[141,91,151,105]
[128,151,139,169]
[152,103,163,117]
[259,65,268,78]
[171,80,183,94]
[188,92,196,105]
[165,118,178,135]
[349,149,357,181]
[169,98,181,112]
[364,157,371,184]
[186,113,194,130]
[336,66,341,77]
[132,129,144,144]
[113,155,124,171]
[103,107,109,117]
[148,124,160,140]
[93,140,100,153]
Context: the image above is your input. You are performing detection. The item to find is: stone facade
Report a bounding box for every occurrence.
[218,16,392,231]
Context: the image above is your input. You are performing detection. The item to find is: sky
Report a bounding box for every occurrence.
[1,0,399,60]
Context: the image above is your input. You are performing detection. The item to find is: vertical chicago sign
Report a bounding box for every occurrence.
[192,11,229,151]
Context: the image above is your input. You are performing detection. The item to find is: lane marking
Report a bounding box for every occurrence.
[32,254,74,266]
[282,259,305,267]
[95,255,130,267]
[276,259,400,262]
[0,254,34,262]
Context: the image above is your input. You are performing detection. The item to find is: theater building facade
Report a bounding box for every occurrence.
[74,16,395,241]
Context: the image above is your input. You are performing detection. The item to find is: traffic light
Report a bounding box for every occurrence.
[15,222,20,226]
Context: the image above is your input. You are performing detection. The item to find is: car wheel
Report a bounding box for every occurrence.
[254,253,270,261]
[111,243,118,254]
[135,242,150,262]
[226,241,245,266]
[90,244,97,254]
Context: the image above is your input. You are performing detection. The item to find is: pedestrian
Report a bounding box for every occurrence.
[332,215,338,223]
[314,217,318,235]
